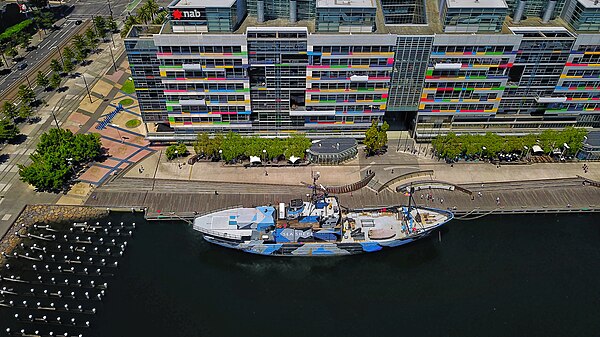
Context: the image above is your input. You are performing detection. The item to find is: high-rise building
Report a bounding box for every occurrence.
[125,0,600,141]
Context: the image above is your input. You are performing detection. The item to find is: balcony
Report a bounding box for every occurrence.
[535,95,567,103]
[434,63,462,70]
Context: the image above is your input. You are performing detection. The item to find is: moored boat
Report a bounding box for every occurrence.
[193,173,453,256]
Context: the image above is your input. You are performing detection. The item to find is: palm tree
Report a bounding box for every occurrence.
[136,5,152,24]
[144,0,159,20]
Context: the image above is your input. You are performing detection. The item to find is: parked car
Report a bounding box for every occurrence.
[17,63,27,70]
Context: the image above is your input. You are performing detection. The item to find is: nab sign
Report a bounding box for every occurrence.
[171,8,206,20]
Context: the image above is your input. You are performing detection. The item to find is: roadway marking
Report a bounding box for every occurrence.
[1,214,11,221]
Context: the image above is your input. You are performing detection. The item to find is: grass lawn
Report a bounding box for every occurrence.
[125,119,141,128]
[119,98,134,106]
[121,79,135,94]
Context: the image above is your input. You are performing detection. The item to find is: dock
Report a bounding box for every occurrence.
[84,176,600,221]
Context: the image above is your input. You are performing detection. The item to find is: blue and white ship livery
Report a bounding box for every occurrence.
[193,176,453,256]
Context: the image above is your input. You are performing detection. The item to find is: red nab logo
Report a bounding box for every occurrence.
[172,9,183,19]
[172,9,203,19]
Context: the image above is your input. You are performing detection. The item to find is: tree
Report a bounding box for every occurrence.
[165,143,188,160]
[137,6,152,25]
[50,59,62,73]
[62,46,74,61]
[363,120,389,155]
[93,16,106,39]
[75,48,86,64]
[107,17,118,33]
[144,0,160,20]
[18,104,34,122]
[19,129,102,192]
[1,101,18,121]
[33,10,55,30]
[152,11,168,25]
[63,58,75,73]
[85,29,98,52]
[36,71,49,88]
[121,15,138,38]
[194,133,210,155]
[5,47,18,59]
[17,85,35,106]
[18,35,31,50]
[0,118,19,142]
[72,34,87,55]
[49,72,61,89]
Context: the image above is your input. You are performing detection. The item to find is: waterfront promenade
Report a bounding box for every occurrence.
[84,147,600,218]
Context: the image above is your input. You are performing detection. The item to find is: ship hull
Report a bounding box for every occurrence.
[201,222,444,256]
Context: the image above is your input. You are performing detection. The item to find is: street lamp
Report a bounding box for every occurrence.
[66,158,77,175]
[174,150,179,167]
[52,46,65,68]
[218,149,222,160]
[81,74,93,104]
[109,123,123,143]
[262,149,267,162]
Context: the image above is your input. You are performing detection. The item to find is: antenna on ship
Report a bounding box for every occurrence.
[407,186,425,231]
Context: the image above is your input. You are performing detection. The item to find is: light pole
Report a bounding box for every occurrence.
[108,43,117,71]
[52,46,65,68]
[109,123,123,143]
[82,74,93,103]
[107,0,113,18]
[262,149,267,163]
[218,149,222,161]
[66,158,77,175]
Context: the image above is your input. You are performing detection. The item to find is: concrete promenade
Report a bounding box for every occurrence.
[85,146,600,218]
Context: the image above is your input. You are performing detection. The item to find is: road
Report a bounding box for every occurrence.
[0,20,79,96]
[0,0,133,98]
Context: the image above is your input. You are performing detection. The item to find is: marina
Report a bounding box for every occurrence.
[4,211,598,337]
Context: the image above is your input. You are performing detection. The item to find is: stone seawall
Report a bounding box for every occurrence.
[0,205,109,265]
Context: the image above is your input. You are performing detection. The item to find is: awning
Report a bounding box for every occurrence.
[289,156,300,164]
[250,156,261,163]
[532,145,544,154]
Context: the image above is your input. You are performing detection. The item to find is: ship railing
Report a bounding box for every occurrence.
[193,205,244,218]
[197,228,244,240]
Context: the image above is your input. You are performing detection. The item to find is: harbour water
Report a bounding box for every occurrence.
[3,212,600,336]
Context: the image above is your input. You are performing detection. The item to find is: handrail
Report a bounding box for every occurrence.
[378,170,434,193]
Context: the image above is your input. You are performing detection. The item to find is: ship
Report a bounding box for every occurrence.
[192,173,453,256]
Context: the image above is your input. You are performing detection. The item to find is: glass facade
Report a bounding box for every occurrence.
[562,0,600,31]
[380,0,427,24]
[247,0,316,20]
[316,6,376,32]
[441,5,508,32]
[506,0,567,20]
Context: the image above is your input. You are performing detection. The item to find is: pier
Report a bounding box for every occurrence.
[83,176,600,221]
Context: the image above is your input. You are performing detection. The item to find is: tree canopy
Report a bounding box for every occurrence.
[364,119,389,155]
[165,143,188,160]
[193,133,312,162]
[431,127,589,160]
[0,118,19,142]
[19,129,102,192]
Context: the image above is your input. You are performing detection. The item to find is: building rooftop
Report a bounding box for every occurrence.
[577,0,600,8]
[445,0,508,9]
[316,0,376,8]
[168,0,236,8]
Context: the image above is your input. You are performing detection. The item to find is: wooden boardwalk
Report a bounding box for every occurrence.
[85,176,600,219]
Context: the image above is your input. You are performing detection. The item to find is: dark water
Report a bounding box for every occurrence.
[72,213,599,336]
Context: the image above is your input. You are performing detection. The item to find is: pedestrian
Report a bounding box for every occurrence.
[440,198,443,204]
[265,171,268,176]
[214,190,218,195]
[391,169,394,174]
[478,192,482,198]
[496,197,500,205]
[420,194,424,199]
[471,195,475,201]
